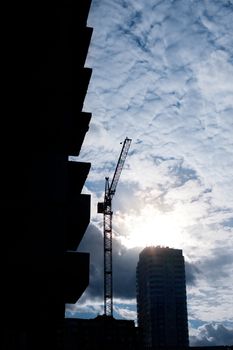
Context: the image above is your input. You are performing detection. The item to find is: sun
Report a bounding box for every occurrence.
[116,205,185,249]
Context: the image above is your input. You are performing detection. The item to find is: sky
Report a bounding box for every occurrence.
[66,0,233,346]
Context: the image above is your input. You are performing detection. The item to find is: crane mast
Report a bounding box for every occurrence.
[97,137,132,317]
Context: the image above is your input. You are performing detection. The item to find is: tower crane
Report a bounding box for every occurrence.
[97,137,132,317]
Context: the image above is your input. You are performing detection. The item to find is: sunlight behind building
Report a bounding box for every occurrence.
[117,205,187,249]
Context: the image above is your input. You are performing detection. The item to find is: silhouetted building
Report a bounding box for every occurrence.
[2,1,92,349]
[64,316,142,350]
[137,246,189,350]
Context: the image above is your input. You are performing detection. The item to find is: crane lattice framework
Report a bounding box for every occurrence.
[97,137,132,317]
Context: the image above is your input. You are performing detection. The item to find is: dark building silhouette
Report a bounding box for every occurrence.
[64,316,142,350]
[2,1,93,349]
[137,246,189,350]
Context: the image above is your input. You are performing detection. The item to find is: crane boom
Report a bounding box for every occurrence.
[109,137,132,197]
[97,137,132,317]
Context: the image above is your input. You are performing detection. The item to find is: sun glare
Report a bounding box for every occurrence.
[118,206,185,249]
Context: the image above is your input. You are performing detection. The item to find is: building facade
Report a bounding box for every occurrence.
[2,1,93,349]
[137,246,189,350]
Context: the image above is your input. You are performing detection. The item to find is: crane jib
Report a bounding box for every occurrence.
[109,137,132,194]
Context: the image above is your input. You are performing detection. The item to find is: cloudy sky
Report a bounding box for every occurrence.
[66,0,233,346]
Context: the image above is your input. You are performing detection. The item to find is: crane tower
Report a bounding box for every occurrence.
[97,137,132,316]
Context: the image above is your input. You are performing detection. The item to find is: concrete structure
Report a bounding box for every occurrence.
[137,246,189,350]
[2,1,93,349]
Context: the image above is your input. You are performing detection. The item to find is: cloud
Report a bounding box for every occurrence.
[186,248,233,326]
[71,223,140,302]
[190,322,233,346]
[67,224,233,333]
[185,261,200,286]
[199,249,233,281]
[113,245,140,299]
[66,223,202,312]
[65,222,139,319]
[76,0,233,337]
[66,299,103,319]
[75,224,103,300]
[84,0,233,207]
[114,305,137,321]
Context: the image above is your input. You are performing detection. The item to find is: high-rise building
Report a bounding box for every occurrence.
[136,246,189,350]
[2,1,93,349]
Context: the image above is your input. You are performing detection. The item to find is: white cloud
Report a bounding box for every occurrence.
[114,305,137,321]
[190,322,233,346]
[66,298,103,318]
[77,0,233,339]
